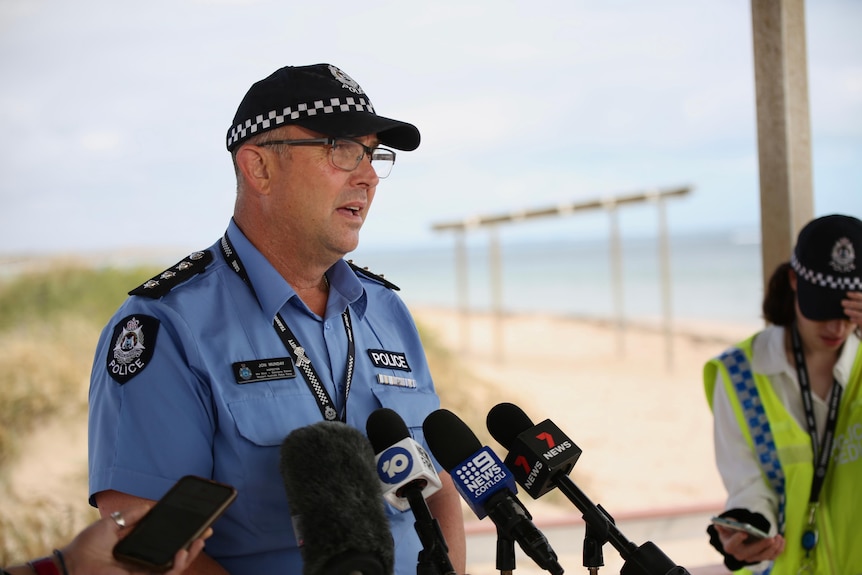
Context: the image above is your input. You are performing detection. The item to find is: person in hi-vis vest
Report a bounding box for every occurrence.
[704,214,862,574]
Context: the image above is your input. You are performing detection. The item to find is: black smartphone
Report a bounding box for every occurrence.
[112,475,237,572]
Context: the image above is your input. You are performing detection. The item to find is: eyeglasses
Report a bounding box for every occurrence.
[257,137,396,178]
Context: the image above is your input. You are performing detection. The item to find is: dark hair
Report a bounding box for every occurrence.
[762,262,796,326]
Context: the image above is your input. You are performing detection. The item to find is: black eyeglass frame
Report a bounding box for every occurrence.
[256,137,396,178]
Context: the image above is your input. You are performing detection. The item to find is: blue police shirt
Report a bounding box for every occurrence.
[88,219,442,575]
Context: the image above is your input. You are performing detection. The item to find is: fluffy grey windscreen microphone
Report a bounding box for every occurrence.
[280,421,395,575]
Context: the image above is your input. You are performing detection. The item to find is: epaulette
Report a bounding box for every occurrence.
[129,250,214,299]
[347,259,400,291]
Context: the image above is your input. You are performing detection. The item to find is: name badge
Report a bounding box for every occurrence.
[232,357,296,384]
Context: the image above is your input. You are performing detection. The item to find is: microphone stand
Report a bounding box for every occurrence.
[554,476,691,575]
[404,488,457,575]
[495,527,516,575]
[582,507,608,574]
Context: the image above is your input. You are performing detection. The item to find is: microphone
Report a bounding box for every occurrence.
[280,421,394,575]
[486,402,582,499]
[366,408,454,575]
[423,408,563,575]
[487,402,691,575]
[366,407,443,510]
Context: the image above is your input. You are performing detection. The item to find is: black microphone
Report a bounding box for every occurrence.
[423,408,563,575]
[486,402,583,499]
[366,408,455,575]
[280,421,394,575]
[487,402,691,575]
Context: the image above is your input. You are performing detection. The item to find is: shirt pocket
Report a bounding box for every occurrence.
[370,385,440,457]
[228,394,322,534]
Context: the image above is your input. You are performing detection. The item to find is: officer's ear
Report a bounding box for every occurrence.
[235,144,275,195]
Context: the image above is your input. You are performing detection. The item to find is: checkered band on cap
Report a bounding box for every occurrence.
[227,96,376,150]
[790,253,862,291]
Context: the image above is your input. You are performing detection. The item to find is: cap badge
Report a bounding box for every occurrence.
[830,237,856,273]
[328,64,365,96]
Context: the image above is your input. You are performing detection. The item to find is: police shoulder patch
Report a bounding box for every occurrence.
[129,250,214,299]
[106,314,160,384]
[347,260,400,291]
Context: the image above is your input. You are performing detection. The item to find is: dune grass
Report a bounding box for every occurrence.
[0,265,158,466]
[0,264,158,564]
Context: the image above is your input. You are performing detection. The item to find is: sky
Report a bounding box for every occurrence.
[1,0,860,258]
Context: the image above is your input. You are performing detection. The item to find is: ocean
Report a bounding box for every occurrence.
[352,229,765,327]
[1,228,766,328]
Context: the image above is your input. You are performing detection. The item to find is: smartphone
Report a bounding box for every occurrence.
[710,516,769,541]
[113,475,237,572]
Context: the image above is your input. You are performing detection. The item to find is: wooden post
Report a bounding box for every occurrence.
[656,194,674,371]
[455,229,469,353]
[488,226,503,364]
[607,203,626,356]
[751,0,814,281]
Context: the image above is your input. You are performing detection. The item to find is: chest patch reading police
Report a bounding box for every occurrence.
[366,349,411,371]
[232,357,296,384]
[107,315,160,384]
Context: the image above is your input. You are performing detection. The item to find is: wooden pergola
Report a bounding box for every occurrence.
[432,186,691,368]
[430,0,815,368]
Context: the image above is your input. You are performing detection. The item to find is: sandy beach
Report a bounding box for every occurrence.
[6,305,759,573]
[409,306,761,573]
[410,306,758,512]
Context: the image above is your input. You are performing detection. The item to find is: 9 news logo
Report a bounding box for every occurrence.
[376,446,413,485]
[454,448,508,497]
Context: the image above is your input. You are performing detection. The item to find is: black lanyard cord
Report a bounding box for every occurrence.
[789,322,842,504]
[220,232,354,422]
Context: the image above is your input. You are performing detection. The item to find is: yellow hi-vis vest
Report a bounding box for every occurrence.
[704,335,862,575]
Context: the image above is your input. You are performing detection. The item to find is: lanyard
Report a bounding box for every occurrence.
[219,233,354,422]
[789,322,842,505]
[789,322,842,560]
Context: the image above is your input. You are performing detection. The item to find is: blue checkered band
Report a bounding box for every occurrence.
[226,96,376,149]
[720,347,787,534]
[790,253,862,290]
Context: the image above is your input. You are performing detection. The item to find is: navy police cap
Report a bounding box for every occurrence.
[791,214,862,320]
[226,64,420,152]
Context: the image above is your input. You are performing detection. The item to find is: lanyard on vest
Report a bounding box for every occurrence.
[789,322,842,556]
[219,233,354,422]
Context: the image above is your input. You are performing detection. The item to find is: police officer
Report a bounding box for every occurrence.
[704,214,862,574]
[88,64,466,575]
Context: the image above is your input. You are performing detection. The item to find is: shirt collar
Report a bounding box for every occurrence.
[835,331,860,384]
[226,219,366,320]
[752,325,790,376]
[326,259,367,320]
[752,323,861,386]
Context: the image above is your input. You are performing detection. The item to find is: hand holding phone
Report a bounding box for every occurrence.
[710,515,769,541]
[113,475,237,572]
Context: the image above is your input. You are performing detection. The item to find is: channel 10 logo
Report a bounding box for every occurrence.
[377,446,414,485]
